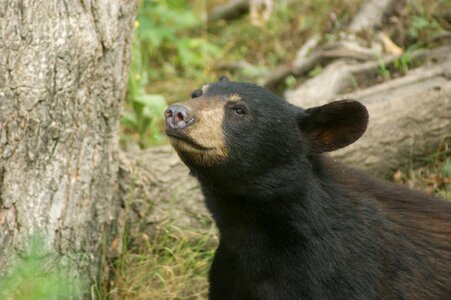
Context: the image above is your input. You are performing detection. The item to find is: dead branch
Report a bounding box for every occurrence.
[349,0,398,33]
[208,0,250,23]
[285,45,451,103]
[264,41,378,89]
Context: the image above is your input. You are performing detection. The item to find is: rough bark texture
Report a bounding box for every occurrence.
[0,0,136,288]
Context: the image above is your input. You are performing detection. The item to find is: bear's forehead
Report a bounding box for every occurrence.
[196,81,283,105]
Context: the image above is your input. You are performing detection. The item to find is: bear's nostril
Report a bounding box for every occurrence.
[164,108,174,119]
[165,104,194,130]
[176,112,185,122]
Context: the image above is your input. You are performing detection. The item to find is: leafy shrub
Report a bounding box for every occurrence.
[0,235,84,300]
[122,0,221,148]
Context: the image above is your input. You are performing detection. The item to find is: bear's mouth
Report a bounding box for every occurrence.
[166,131,213,151]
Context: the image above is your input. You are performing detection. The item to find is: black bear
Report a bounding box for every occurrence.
[164,76,451,300]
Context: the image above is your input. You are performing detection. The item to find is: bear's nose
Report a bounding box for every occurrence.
[164,104,194,130]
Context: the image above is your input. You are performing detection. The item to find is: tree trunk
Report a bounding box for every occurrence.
[0,0,136,291]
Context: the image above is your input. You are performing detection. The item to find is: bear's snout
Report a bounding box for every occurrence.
[164,104,194,130]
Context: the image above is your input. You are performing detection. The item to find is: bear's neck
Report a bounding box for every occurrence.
[196,156,355,250]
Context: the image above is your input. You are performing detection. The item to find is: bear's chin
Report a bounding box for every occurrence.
[168,135,229,168]
[171,144,227,169]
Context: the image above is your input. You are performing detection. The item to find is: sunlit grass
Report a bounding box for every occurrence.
[0,235,85,300]
[111,218,218,300]
[392,138,451,200]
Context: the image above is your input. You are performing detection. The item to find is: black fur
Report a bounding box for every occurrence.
[174,80,451,299]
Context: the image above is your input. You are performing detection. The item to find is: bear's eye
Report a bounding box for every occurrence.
[231,106,246,116]
[191,89,202,98]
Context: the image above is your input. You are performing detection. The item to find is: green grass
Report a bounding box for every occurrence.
[392,138,451,200]
[0,235,85,300]
[111,218,217,300]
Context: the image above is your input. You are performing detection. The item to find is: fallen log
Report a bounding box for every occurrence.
[263,41,379,89]
[285,45,451,103]
[290,61,451,174]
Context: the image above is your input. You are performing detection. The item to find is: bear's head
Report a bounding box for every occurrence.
[164,77,368,178]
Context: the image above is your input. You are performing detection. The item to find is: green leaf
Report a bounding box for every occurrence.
[121,112,139,129]
[443,157,451,177]
[412,16,430,30]
[135,94,167,111]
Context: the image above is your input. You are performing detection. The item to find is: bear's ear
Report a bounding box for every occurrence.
[297,100,368,152]
[218,75,230,83]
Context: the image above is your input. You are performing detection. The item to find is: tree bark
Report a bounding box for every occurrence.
[0,0,136,291]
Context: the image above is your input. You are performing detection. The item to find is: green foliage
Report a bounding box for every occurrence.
[409,15,441,40]
[113,218,217,299]
[285,75,297,88]
[135,0,219,77]
[443,157,451,195]
[443,157,451,178]
[122,76,168,147]
[123,0,221,148]
[308,65,323,78]
[121,0,361,146]
[401,0,448,48]
[0,235,84,300]
[393,52,413,75]
[377,59,391,80]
